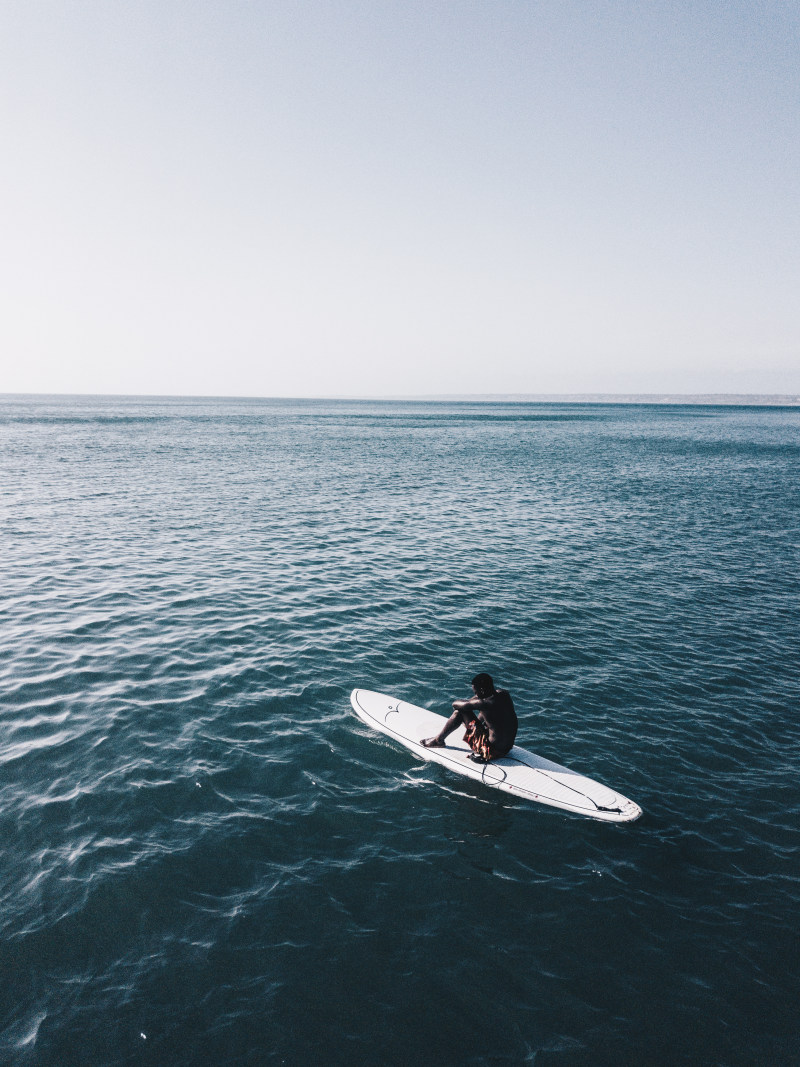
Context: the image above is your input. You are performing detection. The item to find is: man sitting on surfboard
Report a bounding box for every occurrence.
[421,673,518,762]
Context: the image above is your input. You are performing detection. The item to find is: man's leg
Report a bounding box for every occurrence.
[421,707,473,748]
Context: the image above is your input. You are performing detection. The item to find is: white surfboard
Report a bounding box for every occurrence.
[351,689,642,823]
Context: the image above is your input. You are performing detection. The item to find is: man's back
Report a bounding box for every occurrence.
[478,688,518,751]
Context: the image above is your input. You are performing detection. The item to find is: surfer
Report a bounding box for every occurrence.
[421,673,518,762]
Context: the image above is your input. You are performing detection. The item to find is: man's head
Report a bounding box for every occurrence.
[471,673,495,698]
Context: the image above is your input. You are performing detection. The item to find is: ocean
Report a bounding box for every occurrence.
[1,395,798,1066]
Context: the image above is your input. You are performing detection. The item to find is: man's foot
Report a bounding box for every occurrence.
[468,752,489,763]
[421,737,446,748]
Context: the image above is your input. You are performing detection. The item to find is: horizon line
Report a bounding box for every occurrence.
[2,391,800,406]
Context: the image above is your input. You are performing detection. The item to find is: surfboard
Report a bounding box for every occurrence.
[351,689,642,823]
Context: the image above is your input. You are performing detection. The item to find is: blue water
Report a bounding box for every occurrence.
[1,396,799,1066]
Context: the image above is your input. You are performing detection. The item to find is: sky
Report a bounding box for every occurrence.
[1,1,798,398]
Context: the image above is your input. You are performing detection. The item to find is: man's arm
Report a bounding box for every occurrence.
[452,695,489,725]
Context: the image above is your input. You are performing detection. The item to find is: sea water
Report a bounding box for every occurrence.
[1,396,798,1066]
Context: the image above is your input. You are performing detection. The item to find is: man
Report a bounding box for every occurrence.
[421,673,518,762]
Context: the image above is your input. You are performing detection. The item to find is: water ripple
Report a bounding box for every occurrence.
[1,397,798,1065]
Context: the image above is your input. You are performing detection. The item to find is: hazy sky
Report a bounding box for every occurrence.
[2,1,798,397]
